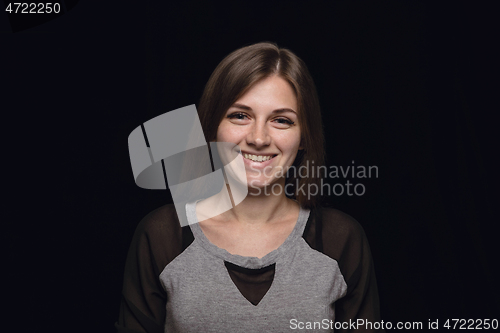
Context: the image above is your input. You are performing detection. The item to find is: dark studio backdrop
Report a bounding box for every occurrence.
[3,1,498,331]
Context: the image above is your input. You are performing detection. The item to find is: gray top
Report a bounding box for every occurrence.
[115,204,383,333]
[158,203,347,332]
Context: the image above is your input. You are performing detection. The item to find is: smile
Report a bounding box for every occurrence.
[243,153,276,163]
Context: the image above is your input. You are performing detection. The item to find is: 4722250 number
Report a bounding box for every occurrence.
[5,3,61,14]
[444,319,498,330]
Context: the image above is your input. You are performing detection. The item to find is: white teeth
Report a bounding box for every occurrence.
[243,154,273,162]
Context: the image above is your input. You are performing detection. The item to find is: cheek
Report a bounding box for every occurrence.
[216,122,245,143]
[216,122,229,142]
[275,130,302,153]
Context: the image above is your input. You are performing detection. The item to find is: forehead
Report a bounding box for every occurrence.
[233,76,298,112]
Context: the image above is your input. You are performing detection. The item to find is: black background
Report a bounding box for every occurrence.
[3,1,499,331]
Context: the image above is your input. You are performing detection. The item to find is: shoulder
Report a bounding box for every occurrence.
[130,204,185,265]
[312,206,369,264]
[319,207,366,242]
[136,203,181,235]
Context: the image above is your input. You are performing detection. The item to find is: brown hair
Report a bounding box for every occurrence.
[198,42,325,209]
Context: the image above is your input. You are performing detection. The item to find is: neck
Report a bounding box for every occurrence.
[225,178,298,225]
[196,179,299,226]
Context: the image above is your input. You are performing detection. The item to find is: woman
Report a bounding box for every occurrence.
[116,42,382,332]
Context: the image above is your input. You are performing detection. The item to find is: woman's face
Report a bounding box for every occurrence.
[216,75,302,191]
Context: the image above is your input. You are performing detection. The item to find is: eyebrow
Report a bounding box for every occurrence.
[230,103,297,115]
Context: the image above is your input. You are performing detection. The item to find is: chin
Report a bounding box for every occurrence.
[247,177,284,191]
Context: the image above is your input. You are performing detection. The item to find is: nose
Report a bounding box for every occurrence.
[246,120,271,148]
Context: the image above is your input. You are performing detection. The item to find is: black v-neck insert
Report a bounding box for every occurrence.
[224,261,276,306]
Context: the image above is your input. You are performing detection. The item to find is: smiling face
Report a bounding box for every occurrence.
[216,75,302,192]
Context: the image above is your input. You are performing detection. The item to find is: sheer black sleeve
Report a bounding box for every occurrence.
[115,205,188,333]
[304,207,383,332]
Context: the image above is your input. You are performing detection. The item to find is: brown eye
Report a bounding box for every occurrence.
[227,112,249,120]
[274,118,294,125]
[272,117,295,128]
